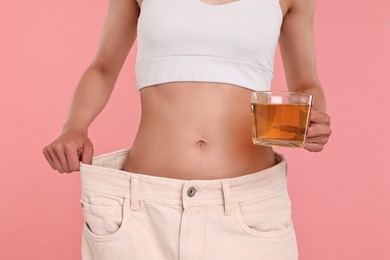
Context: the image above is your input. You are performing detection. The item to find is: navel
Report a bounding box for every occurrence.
[196,140,207,147]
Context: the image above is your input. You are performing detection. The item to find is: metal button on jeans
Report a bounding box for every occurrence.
[187,187,197,197]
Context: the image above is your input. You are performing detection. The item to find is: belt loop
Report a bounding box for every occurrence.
[130,175,140,211]
[222,181,232,216]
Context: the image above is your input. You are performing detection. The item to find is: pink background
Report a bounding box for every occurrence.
[1,0,389,259]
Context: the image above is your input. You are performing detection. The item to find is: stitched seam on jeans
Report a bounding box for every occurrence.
[233,188,286,204]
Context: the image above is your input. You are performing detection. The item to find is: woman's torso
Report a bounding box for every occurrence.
[122,0,289,180]
[123,82,277,180]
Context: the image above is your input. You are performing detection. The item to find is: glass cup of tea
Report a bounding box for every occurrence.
[251,91,313,148]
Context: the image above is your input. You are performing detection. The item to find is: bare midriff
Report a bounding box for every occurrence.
[122,82,277,180]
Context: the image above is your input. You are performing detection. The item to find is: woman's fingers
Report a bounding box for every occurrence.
[42,146,55,170]
[304,109,332,152]
[45,143,65,173]
[306,134,329,144]
[64,142,82,172]
[304,142,325,152]
[53,143,72,173]
[80,141,94,165]
[309,110,331,125]
[306,123,332,139]
[43,131,94,173]
[305,134,329,152]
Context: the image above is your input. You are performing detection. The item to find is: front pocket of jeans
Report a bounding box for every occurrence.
[233,189,294,237]
[80,190,128,240]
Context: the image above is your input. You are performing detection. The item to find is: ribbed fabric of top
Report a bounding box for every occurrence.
[135,0,283,91]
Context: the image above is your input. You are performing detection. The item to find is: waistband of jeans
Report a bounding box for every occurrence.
[79,148,288,206]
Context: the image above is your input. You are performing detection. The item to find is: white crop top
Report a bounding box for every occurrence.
[135,0,283,91]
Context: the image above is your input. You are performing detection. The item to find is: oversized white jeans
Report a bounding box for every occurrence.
[79,148,298,260]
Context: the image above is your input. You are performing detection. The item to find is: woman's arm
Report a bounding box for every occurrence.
[63,0,140,133]
[279,0,331,152]
[43,0,140,173]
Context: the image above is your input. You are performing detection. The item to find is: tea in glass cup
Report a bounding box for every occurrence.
[251,91,313,147]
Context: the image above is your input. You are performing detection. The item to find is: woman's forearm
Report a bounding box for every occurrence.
[62,65,117,134]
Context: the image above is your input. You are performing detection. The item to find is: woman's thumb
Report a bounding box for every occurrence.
[80,143,94,165]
